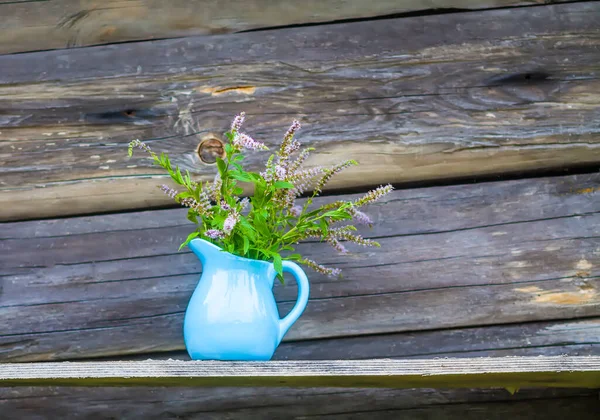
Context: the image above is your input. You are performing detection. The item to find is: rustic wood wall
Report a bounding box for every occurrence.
[1,173,599,417]
[1,1,599,418]
[1,2,599,221]
[0,0,577,54]
[2,173,599,362]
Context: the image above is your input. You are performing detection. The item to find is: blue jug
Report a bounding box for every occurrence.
[183,238,310,360]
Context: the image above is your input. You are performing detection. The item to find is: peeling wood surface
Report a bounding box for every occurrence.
[1,2,600,221]
[1,173,598,362]
[1,386,597,420]
[0,1,576,55]
[2,357,600,388]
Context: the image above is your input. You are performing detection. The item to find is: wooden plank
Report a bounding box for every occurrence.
[1,2,599,220]
[0,1,576,55]
[1,173,599,361]
[1,357,599,388]
[1,387,597,420]
[272,319,600,360]
[322,397,600,420]
[110,318,600,361]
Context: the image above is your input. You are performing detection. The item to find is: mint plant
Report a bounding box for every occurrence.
[128,113,392,281]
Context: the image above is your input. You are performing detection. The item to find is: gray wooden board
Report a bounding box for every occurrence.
[1,386,597,420]
[0,1,576,55]
[1,2,599,220]
[99,318,600,362]
[1,357,599,388]
[0,173,599,361]
[243,319,600,361]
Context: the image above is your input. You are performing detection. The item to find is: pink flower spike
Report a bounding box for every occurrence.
[355,184,394,206]
[284,120,301,141]
[231,112,245,132]
[220,200,231,211]
[160,184,178,199]
[328,237,348,254]
[285,139,301,155]
[234,133,268,151]
[223,211,240,234]
[289,205,302,217]
[352,209,373,226]
[205,229,225,239]
[275,163,287,180]
[300,258,342,278]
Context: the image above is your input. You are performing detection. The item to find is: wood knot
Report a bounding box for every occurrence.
[197,136,225,164]
[488,71,551,86]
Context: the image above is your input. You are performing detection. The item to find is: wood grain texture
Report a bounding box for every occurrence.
[1,2,599,220]
[105,318,600,362]
[1,387,597,420]
[273,319,600,361]
[0,1,576,55]
[1,173,599,361]
[2,357,599,388]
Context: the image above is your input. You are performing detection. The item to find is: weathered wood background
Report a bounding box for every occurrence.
[0,0,577,55]
[1,1,599,418]
[2,173,599,361]
[1,2,599,221]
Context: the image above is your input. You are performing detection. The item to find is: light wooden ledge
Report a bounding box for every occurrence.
[1,357,599,389]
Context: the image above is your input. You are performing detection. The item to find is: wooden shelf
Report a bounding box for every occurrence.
[1,357,599,389]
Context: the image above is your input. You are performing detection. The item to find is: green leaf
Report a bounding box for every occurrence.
[184,170,194,188]
[211,212,227,227]
[253,181,266,207]
[253,213,271,237]
[179,231,199,251]
[233,187,244,195]
[243,236,250,255]
[229,171,253,183]
[225,131,235,142]
[252,248,271,260]
[274,181,294,189]
[162,153,172,171]
[175,191,193,201]
[216,157,227,177]
[322,210,341,218]
[285,254,302,261]
[245,172,263,182]
[273,253,283,281]
[173,167,185,184]
[225,142,233,154]
[186,208,198,224]
[319,218,328,235]
[239,217,257,241]
[302,208,323,219]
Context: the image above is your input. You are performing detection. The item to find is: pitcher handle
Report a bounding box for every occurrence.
[277,261,310,343]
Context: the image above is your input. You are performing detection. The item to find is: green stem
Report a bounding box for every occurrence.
[273,212,329,249]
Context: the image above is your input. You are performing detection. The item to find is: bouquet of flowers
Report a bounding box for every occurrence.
[128,113,392,281]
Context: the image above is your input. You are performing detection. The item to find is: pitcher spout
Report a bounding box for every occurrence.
[188,238,222,265]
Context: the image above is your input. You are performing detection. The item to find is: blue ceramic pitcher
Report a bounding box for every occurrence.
[183,238,310,360]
